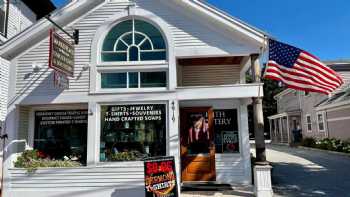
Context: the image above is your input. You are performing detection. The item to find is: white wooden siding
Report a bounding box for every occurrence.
[336,71,350,92]
[8,164,145,197]
[179,64,241,86]
[18,1,36,32]
[15,0,253,97]
[7,0,36,39]
[0,58,9,121]
[17,106,29,141]
[0,1,36,121]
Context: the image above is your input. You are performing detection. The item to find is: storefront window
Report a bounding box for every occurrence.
[100,104,166,162]
[34,110,88,164]
[214,109,239,153]
[101,71,167,89]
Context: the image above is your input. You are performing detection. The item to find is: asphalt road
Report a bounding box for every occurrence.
[266,145,350,197]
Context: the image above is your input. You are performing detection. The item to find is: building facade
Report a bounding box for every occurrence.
[269,62,350,144]
[1,1,267,196]
[0,0,55,123]
[316,63,350,140]
[0,0,55,190]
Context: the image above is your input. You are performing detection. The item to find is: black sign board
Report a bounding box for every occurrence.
[35,110,88,126]
[49,29,75,77]
[214,109,239,153]
[144,156,179,197]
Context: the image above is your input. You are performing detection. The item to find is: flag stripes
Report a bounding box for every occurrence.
[264,39,343,95]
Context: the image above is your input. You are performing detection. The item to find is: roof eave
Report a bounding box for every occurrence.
[0,0,104,60]
[183,0,269,47]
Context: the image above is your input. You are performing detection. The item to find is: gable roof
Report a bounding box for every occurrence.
[0,0,268,60]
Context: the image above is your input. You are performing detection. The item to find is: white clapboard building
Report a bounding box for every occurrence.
[0,0,56,125]
[0,0,267,196]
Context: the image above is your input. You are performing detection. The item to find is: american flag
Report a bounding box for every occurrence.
[264,39,343,95]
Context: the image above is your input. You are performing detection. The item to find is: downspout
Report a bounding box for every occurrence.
[298,92,303,135]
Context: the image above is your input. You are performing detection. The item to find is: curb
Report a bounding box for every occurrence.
[296,146,350,157]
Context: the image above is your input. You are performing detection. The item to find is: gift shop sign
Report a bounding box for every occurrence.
[144,156,179,197]
[49,29,75,77]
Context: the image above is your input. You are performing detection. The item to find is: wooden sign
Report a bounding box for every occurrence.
[144,156,179,197]
[49,29,75,77]
[53,71,69,89]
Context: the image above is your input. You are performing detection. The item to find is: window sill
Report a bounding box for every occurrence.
[97,60,168,67]
[91,88,172,95]
[96,161,144,168]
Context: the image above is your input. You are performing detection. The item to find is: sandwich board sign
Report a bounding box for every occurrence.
[144,156,179,197]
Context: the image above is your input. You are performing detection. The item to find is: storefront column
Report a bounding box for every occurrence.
[168,100,180,186]
[240,99,252,184]
[87,102,99,166]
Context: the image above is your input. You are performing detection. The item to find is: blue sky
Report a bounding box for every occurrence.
[52,0,349,61]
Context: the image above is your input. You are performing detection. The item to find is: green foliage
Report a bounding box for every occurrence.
[301,138,350,154]
[14,150,81,173]
[301,137,316,147]
[249,78,285,138]
[110,151,139,161]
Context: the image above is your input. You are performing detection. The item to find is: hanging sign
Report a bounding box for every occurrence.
[49,29,75,77]
[53,71,69,89]
[144,156,179,197]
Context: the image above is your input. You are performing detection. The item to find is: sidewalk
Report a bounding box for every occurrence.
[181,185,255,197]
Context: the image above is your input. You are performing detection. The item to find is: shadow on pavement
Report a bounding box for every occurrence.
[267,145,350,197]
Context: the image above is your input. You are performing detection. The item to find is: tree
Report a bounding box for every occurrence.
[248,75,285,140]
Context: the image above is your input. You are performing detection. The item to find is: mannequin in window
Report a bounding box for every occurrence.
[188,114,210,154]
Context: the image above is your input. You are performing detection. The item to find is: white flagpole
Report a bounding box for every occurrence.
[261,35,270,80]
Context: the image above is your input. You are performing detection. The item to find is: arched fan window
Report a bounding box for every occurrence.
[102,19,167,62]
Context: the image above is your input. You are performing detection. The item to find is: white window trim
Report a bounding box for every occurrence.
[96,101,169,164]
[316,112,326,132]
[89,9,177,94]
[305,114,312,133]
[101,18,167,63]
[28,105,88,148]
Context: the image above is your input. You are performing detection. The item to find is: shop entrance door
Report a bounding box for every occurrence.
[180,107,216,182]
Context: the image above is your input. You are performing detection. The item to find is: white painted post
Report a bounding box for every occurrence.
[87,102,99,166]
[240,98,252,184]
[254,165,273,197]
[286,116,290,144]
[168,100,181,195]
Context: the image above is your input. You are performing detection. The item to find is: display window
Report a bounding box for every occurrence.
[34,110,88,164]
[100,104,166,162]
[214,109,239,153]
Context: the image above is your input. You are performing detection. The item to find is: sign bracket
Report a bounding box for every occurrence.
[45,14,79,45]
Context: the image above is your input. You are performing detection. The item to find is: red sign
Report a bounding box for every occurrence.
[49,29,75,77]
[144,156,179,197]
[53,71,69,89]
